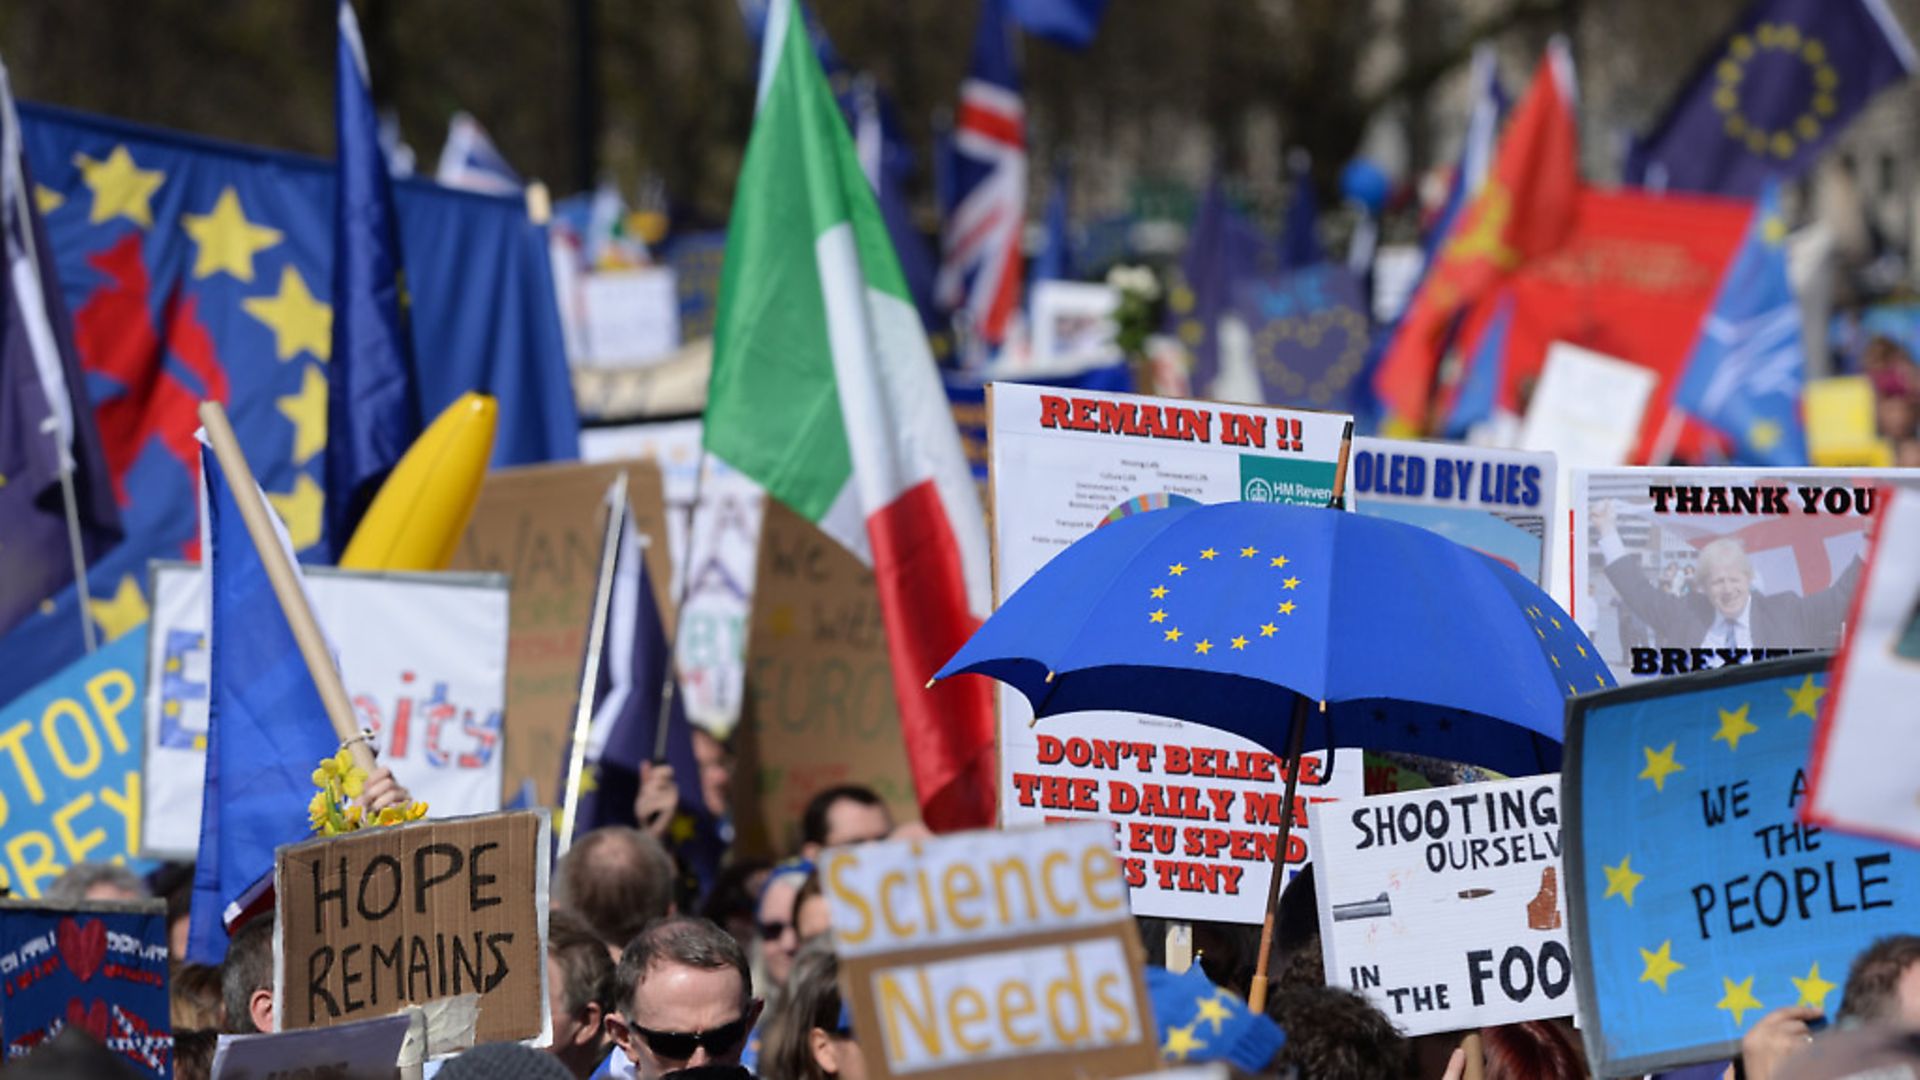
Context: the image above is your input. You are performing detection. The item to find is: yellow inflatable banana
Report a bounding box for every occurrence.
[338,392,498,571]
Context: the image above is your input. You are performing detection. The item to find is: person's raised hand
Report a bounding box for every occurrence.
[634,762,678,838]
[1592,498,1619,536]
[1740,1005,1822,1080]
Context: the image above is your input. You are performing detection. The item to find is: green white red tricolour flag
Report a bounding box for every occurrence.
[704,0,996,830]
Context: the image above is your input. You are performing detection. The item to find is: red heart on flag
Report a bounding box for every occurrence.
[57,918,107,983]
[65,998,111,1042]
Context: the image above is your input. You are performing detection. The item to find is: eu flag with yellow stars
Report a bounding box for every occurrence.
[0,102,578,707]
[1626,0,1916,198]
[1233,264,1372,413]
[1563,656,1920,1076]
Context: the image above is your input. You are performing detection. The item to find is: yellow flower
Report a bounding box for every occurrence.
[341,767,366,799]
[405,802,428,821]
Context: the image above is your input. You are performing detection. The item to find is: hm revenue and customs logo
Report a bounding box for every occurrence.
[1238,455,1336,507]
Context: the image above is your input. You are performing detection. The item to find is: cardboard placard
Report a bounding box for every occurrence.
[1564,657,1920,1077]
[730,502,918,857]
[1569,468,1909,685]
[0,898,170,1076]
[1310,776,1573,1037]
[273,811,552,1046]
[212,1011,410,1079]
[1807,485,1920,845]
[142,563,509,858]
[0,630,148,899]
[1347,438,1558,589]
[821,824,1158,1079]
[579,419,767,734]
[1001,718,1359,924]
[988,383,1353,850]
[451,461,673,805]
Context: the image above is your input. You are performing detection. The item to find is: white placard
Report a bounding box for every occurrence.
[212,1011,411,1079]
[581,419,766,734]
[1569,468,1911,685]
[1001,715,1360,923]
[141,562,508,858]
[1518,342,1655,468]
[1030,281,1121,371]
[579,267,680,366]
[1311,776,1573,1036]
[1347,438,1558,589]
[989,383,1353,924]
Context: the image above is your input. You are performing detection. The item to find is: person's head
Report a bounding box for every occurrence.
[438,1042,577,1080]
[756,862,812,988]
[762,939,865,1080]
[45,862,149,903]
[799,785,892,860]
[1878,393,1919,441]
[1267,985,1411,1080]
[150,862,195,960]
[1696,539,1755,620]
[793,872,833,945]
[1839,934,1920,1029]
[546,910,617,1079]
[607,917,762,1080]
[701,859,773,956]
[170,962,224,1031]
[1480,1020,1586,1079]
[170,1029,218,1080]
[554,827,677,954]
[219,914,276,1034]
[692,728,734,820]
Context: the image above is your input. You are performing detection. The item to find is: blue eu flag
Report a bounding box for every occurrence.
[1170,180,1266,393]
[1673,185,1808,465]
[1626,0,1915,197]
[1233,264,1372,413]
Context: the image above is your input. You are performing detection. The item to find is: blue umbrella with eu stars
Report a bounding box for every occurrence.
[932,498,1612,1008]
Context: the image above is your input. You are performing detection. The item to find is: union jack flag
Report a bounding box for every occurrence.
[937,0,1026,358]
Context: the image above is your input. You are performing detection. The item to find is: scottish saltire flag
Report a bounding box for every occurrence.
[705,0,995,830]
[187,443,341,964]
[1233,264,1372,412]
[435,112,521,195]
[1169,179,1265,394]
[0,103,576,707]
[0,62,119,639]
[568,486,725,897]
[1626,0,1915,198]
[329,0,421,552]
[937,0,1028,357]
[1672,186,1808,465]
[1008,0,1110,49]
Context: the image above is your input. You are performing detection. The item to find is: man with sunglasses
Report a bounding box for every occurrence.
[599,916,763,1079]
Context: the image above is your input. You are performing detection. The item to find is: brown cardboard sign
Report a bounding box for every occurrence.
[451,461,672,805]
[730,501,918,857]
[820,824,1157,1079]
[272,811,551,1046]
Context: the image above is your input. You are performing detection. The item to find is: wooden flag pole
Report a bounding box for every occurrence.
[557,471,629,855]
[197,401,374,774]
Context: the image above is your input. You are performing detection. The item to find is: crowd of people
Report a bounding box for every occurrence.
[16,756,1920,1080]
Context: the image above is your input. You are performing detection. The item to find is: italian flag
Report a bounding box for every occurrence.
[704,2,996,830]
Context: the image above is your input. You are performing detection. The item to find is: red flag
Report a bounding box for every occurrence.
[1374,39,1579,424]
[1468,188,1753,461]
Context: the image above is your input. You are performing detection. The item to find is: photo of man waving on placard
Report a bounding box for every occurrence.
[1573,469,1897,684]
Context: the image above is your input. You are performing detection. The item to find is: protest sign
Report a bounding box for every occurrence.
[211,1011,410,1080]
[1310,777,1573,1036]
[273,810,551,1046]
[1518,343,1656,470]
[1347,438,1557,588]
[141,563,509,858]
[452,460,673,805]
[821,824,1158,1079]
[1564,656,1920,1076]
[1569,468,1909,685]
[1029,281,1121,372]
[580,419,766,734]
[988,382,1353,895]
[1807,485,1920,845]
[730,502,918,857]
[0,630,147,899]
[578,267,680,366]
[1232,264,1373,414]
[1001,719,1358,923]
[1803,377,1891,468]
[0,898,170,1076]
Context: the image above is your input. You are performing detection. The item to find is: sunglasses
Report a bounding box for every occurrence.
[757,920,791,942]
[629,1014,752,1061]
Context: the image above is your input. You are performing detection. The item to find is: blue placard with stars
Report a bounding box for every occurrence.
[1563,654,1919,1077]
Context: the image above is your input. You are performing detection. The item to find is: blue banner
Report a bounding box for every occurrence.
[0,899,171,1075]
[1566,655,1919,1075]
[0,629,148,900]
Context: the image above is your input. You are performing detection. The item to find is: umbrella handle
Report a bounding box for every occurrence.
[1248,694,1315,1014]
